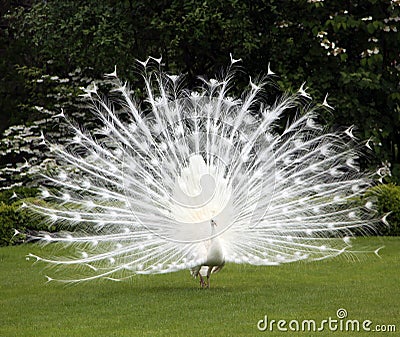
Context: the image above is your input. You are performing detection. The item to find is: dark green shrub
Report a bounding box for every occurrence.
[367,184,400,236]
[0,187,56,246]
[0,202,26,245]
[0,187,35,245]
[0,186,38,204]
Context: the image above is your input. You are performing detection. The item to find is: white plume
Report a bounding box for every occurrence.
[27,59,380,283]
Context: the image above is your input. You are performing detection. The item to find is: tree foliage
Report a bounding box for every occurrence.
[0,0,399,185]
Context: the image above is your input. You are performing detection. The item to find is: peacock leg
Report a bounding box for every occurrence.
[199,274,205,288]
[206,266,213,288]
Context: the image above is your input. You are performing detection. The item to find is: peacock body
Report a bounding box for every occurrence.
[25,57,381,284]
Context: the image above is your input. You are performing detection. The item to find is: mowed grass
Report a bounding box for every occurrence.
[0,237,399,337]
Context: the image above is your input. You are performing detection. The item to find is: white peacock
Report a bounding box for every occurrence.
[25,56,382,287]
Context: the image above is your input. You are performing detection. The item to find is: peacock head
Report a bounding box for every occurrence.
[210,219,218,235]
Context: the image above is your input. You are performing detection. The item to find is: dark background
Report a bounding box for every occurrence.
[0,0,399,182]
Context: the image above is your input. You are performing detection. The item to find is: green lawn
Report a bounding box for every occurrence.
[0,237,399,337]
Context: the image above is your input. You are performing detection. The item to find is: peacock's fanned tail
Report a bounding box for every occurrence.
[25,57,382,282]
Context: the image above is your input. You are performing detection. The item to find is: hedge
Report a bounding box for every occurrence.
[366,183,400,236]
[0,187,54,246]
